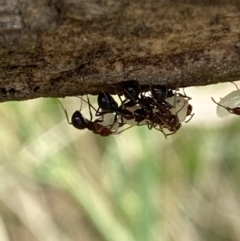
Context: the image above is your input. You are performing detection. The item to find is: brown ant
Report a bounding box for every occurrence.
[97,89,152,127]
[211,97,240,115]
[211,82,240,116]
[57,97,119,137]
[120,81,192,137]
[146,98,188,138]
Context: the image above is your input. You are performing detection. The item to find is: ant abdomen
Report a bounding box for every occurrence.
[151,85,167,102]
[97,92,118,113]
[123,80,140,101]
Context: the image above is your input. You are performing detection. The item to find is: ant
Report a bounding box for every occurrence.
[211,98,240,115]
[97,91,139,124]
[97,90,151,127]
[120,80,192,137]
[212,82,240,117]
[57,96,119,137]
[121,80,157,110]
[154,99,187,134]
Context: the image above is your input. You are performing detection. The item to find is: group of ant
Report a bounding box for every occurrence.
[58,80,194,138]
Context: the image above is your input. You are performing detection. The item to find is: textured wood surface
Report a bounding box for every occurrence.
[0,0,240,101]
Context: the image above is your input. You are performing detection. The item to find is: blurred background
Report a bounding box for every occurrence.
[0,81,240,241]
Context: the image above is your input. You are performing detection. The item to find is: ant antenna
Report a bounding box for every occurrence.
[55,99,71,124]
[79,95,101,121]
[113,125,134,135]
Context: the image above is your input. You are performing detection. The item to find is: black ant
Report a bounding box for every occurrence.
[57,97,119,137]
[97,91,137,122]
[97,90,151,127]
[122,80,141,102]
[120,80,192,137]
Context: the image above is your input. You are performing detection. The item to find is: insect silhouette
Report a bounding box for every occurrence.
[57,96,119,137]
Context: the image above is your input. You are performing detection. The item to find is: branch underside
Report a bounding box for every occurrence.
[0,0,240,102]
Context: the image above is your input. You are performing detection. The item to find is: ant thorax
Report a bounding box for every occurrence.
[215,90,240,118]
[165,96,189,123]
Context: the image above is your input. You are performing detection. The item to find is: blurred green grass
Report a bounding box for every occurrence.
[0,96,239,241]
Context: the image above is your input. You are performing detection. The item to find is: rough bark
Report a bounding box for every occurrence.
[0,0,240,102]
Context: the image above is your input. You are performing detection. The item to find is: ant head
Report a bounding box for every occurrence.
[151,85,167,102]
[123,80,140,101]
[71,111,87,130]
[97,92,118,112]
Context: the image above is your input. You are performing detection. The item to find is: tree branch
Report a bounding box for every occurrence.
[1,0,240,102]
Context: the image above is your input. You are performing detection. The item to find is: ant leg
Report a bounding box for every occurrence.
[143,120,154,130]
[123,89,138,104]
[182,87,187,96]
[118,94,128,106]
[113,125,134,135]
[231,82,240,90]
[211,97,234,114]
[86,95,118,128]
[155,125,168,139]
[75,96,84,111]
[145,119,168,138]
[156,99,185,128]
[177,87,192,100]
[80,95,104,122]
[79,95,98,112]
[185,113,195,123]
[86,94,99,122]
[177,92,192,100]
[165,129,178,137]
[95,106,102,117]
[55,99,72,124]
